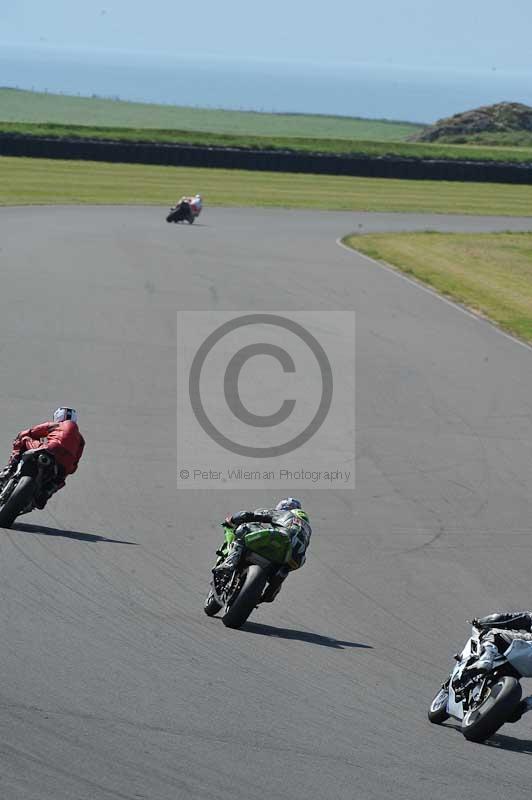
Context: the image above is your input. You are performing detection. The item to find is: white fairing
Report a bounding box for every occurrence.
[504,639,532,677]
[447,632,477,720]
[444,626,529,722]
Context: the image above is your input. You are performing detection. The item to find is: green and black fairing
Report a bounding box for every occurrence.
[216,523,292,567]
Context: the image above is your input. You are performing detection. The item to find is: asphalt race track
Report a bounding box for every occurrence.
[1,205,532,799]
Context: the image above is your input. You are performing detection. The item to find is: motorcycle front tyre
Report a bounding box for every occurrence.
[428,685,450,724]
[0,476,35,529]
[204,588,222,617]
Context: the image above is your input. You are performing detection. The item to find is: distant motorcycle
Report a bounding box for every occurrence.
[428,621,532,742]
[204,523,292,628]
[0,450,59,528]
[166,201,196,224]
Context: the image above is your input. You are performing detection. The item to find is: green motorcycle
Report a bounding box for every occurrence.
[204,523,292,629]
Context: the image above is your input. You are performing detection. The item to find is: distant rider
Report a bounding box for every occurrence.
[0,407,85,509]
[470,611,532,672]
[214,497,311,603]
[189,193,202,217]
[176,193,203,220]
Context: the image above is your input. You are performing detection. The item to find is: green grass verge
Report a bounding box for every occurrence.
[1,156,532,216]
[343,231,532,341]
[3,120,532,164]
[0,88,420,140]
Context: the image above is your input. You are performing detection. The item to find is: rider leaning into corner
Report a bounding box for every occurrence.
[177,193,203,219]
[213,497,311,603]
[0,407,85,509]
[471,611,532,671]
[469,610,532,720]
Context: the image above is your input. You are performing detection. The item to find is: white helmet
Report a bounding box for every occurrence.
[53,407,78,424]
[195,194,202,201]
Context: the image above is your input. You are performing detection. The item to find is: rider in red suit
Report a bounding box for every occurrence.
[0,408,85,508]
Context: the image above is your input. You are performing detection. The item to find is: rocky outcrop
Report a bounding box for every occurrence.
[411,102,532,142]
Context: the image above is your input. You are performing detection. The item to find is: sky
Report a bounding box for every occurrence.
[3,0,532,74]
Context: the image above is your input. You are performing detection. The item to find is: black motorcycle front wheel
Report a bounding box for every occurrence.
[461,676,522,743]
[203,589,222,617]
[428,685,450,724]
[0,476,35,529]
[222,565,268,629]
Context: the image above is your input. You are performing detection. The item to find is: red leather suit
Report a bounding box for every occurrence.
[11,420,85,476]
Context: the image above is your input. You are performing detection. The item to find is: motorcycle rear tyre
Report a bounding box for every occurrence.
[222,564,268,629]
[461,676,522,743]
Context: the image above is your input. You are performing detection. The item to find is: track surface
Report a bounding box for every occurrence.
[1,206,532,799]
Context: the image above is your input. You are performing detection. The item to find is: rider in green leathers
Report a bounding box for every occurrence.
[214,497,311,603]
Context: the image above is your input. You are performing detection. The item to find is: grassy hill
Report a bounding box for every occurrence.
[0,88,421,141]
[412,102,532,147]
[2,89,532,164]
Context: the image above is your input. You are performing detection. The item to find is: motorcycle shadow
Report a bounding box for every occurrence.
[440,720,532,753]
[12,522,138,545]
[485,732,532,754]
[241,621,373,650]
[167,221,207,227]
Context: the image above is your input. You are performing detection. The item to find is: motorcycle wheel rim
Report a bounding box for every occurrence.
[430,689,449,713]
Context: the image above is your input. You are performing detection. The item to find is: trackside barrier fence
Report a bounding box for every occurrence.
[1,135,531,184]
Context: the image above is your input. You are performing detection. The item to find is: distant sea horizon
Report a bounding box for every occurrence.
[1,45,531,124]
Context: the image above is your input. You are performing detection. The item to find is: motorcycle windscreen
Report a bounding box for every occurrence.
[504,639,532,677]
[244,527,291,564]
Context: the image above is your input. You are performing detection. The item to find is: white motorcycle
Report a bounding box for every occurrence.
[428,621,532,742]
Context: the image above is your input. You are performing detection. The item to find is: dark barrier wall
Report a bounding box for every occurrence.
[1,134,532,184]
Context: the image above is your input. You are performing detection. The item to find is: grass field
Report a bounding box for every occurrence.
[0,88,420,140]
[1,156,532,216]
[344,231,532,341]
[3,121,532,164]
[3,90,532,164]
